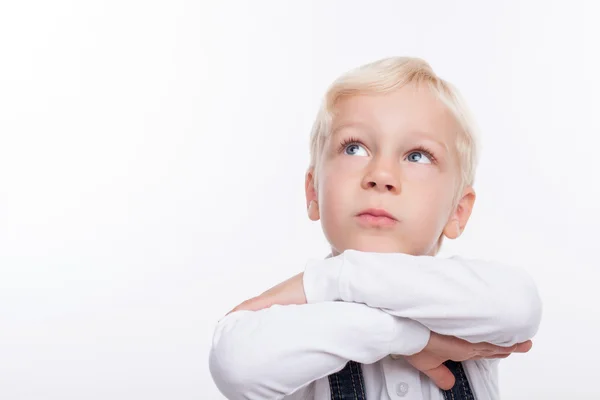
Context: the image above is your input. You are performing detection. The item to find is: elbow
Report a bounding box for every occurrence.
[209,344,256,400]
[498,280,543,345]
[208,314,264,400]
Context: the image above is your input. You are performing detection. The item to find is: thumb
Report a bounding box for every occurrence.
[422,364,455,391]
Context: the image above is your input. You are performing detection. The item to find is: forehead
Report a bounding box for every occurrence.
[330,83,461,145]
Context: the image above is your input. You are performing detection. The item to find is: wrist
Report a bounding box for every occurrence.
[389,318,431,356]
[302,255,344,303]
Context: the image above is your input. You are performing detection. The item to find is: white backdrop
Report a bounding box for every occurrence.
[1,1,598,399]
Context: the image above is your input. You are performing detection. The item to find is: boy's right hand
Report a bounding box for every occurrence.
[403,332,533,390]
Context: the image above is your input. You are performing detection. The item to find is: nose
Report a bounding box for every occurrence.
[361,158,400,194]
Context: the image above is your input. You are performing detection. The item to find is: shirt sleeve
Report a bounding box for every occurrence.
[302,249,543,346]
[209,302,430,400]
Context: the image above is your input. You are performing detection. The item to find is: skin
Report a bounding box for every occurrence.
[228,82,532,390]
[306,82,474,256]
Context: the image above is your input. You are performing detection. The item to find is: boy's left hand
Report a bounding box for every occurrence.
[226,272,307,315]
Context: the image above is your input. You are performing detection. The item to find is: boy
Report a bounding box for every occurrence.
[209,57,542,399]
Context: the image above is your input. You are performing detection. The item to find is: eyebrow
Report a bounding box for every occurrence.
[405,130,450,155]
[331,122,372,137]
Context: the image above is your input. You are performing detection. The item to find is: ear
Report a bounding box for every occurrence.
[305,169,320,221]
[443,187,476,239]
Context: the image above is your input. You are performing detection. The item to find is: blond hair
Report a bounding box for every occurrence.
[308,57,480,206]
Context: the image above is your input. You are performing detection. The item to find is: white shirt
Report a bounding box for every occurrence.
[209,250,542,400]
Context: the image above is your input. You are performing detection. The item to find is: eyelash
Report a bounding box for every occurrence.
[337,137,438,164]
[337,136,363,153]
[410,145,438,164]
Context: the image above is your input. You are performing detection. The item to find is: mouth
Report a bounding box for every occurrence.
[355,208,398,228]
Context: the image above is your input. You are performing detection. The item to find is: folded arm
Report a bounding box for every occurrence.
[209,302,430,400]
[303,250,543,346]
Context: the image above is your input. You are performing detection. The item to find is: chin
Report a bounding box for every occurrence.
[336,237,414,255]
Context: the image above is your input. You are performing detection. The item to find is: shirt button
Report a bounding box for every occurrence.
[396,382,409,397]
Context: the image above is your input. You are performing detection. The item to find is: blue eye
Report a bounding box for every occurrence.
[407,151,432,164]
[344,143,368,156]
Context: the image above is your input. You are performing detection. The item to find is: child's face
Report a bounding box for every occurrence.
[306,83,474,256]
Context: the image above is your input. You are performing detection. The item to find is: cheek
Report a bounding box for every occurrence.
[413,196,449,224]
[318,157,365,192]
[318,174,346,215]
[402,164,440,182]
[403,167,454,195]
[403,171,455,219]
[317,160,361,219]
[315,174,348,248]
[332,154,369,171]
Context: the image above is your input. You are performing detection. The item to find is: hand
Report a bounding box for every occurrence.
[404,332,533,390]
[226,272,307,315]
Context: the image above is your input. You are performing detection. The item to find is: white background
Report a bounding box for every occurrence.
[1,1,598,399]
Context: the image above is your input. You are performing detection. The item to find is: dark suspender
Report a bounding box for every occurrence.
[328,360,366,400]
[328,360,475,400]
[441,360,476,400]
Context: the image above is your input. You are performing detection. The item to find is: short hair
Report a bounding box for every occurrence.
[308,57,480,206]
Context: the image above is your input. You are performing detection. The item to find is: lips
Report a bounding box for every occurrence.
[356,208,398,228]
[357,208,396,220]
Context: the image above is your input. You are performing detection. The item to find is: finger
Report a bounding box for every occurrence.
[228,296,274,315]
[226,298,261,315]
[489,341,531,354]
[494,343,518,355]
[422,364,456,391]
[225,306,241,316]
[472,353,512,360]
[479,342,517,354]
[480,340,533,356]
[512,340,533,353]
